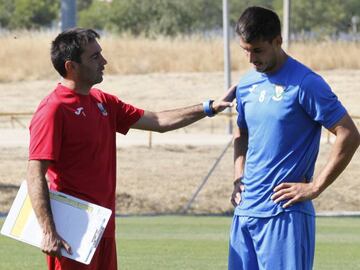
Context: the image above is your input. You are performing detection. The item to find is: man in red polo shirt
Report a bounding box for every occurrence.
[27,28,235,270]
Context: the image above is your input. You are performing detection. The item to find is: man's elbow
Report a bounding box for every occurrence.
[343,127,360,151]
[156,126,169,133]
[154,116,177,133]
[151,122,171,133]
[353,129,360,149]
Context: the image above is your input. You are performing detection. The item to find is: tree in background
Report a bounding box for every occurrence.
[341,0,360,34]
[287,0,346,39]
[78,0,110,30]
[273,0,360,40]
[230,0,274,25]
[102,0,275,37]
[0,0,14,28]
[77,0,93,11]
[1,0,58,29]
[0,0,359,39]
[105,0,205,36]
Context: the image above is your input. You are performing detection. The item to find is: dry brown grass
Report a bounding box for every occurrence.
[0,31,55,82]
[1,31,360,82]
[288,42,360,70]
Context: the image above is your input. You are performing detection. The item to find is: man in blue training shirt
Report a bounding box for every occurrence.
[229,6,360,270]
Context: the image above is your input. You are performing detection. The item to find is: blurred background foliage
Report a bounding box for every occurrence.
[0,0,359,39]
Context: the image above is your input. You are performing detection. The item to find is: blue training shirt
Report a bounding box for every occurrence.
[235,56,346,217]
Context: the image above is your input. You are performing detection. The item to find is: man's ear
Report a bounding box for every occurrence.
[274,35,282,47]
[64,60,76,76]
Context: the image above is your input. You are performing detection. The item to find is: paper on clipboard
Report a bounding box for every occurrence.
[1,181,112,265]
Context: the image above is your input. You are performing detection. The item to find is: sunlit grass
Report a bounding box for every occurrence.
[0,216,359,270]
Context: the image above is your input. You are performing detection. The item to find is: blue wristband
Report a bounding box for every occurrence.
[203,100,215,117]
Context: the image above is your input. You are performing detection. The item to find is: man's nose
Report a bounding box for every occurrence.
[249,52,256,63]
[101,54,107,65]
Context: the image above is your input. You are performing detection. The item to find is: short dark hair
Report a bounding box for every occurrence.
[235,6,281,43]
[51,28,100,77]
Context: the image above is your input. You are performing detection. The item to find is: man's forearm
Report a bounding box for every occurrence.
[132,104,206,132]
[27,160,72,256]
[272,115,359,208]
[312,127,360,196]
[154,104,206,132]
[234,128,248,180]
[27,160,56,234]
[132,84,236,132]
[231,128,248,206]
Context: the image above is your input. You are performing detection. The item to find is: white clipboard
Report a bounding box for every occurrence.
[1,181,112,265]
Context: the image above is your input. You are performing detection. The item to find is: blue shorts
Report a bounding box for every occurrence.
[228,211,315,270]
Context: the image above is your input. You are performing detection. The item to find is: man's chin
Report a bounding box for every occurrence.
[95,76,104,84]
[254,66,265,72]
[255,65,273,73]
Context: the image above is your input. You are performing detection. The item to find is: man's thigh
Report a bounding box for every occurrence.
[252,211,315,270]
[228,215,259,270]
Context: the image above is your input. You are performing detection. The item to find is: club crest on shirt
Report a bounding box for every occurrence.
[97,103,108,116]
[272,85,285,101]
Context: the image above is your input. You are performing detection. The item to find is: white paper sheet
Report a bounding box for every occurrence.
[1,181,112,265]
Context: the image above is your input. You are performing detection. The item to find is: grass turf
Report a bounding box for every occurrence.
[0,216,359,269]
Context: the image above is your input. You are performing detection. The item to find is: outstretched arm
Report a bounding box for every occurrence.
[131,84,236,132]
[27,160,72,257]
[272,113,360,208]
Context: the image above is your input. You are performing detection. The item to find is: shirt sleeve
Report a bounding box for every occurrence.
[299,73,347,129]
[29,101,63,161]
[236,85,248,130]
[113,97,144,135]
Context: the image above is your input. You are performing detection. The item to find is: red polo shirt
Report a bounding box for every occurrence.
[29,84,144,237]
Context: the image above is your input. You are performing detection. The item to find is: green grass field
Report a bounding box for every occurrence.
[0,216,359,269]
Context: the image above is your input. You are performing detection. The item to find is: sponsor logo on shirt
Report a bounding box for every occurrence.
[249,84,258,93]
[74,107,86,116]
[272,85,285,101]
[97,103,108,116]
